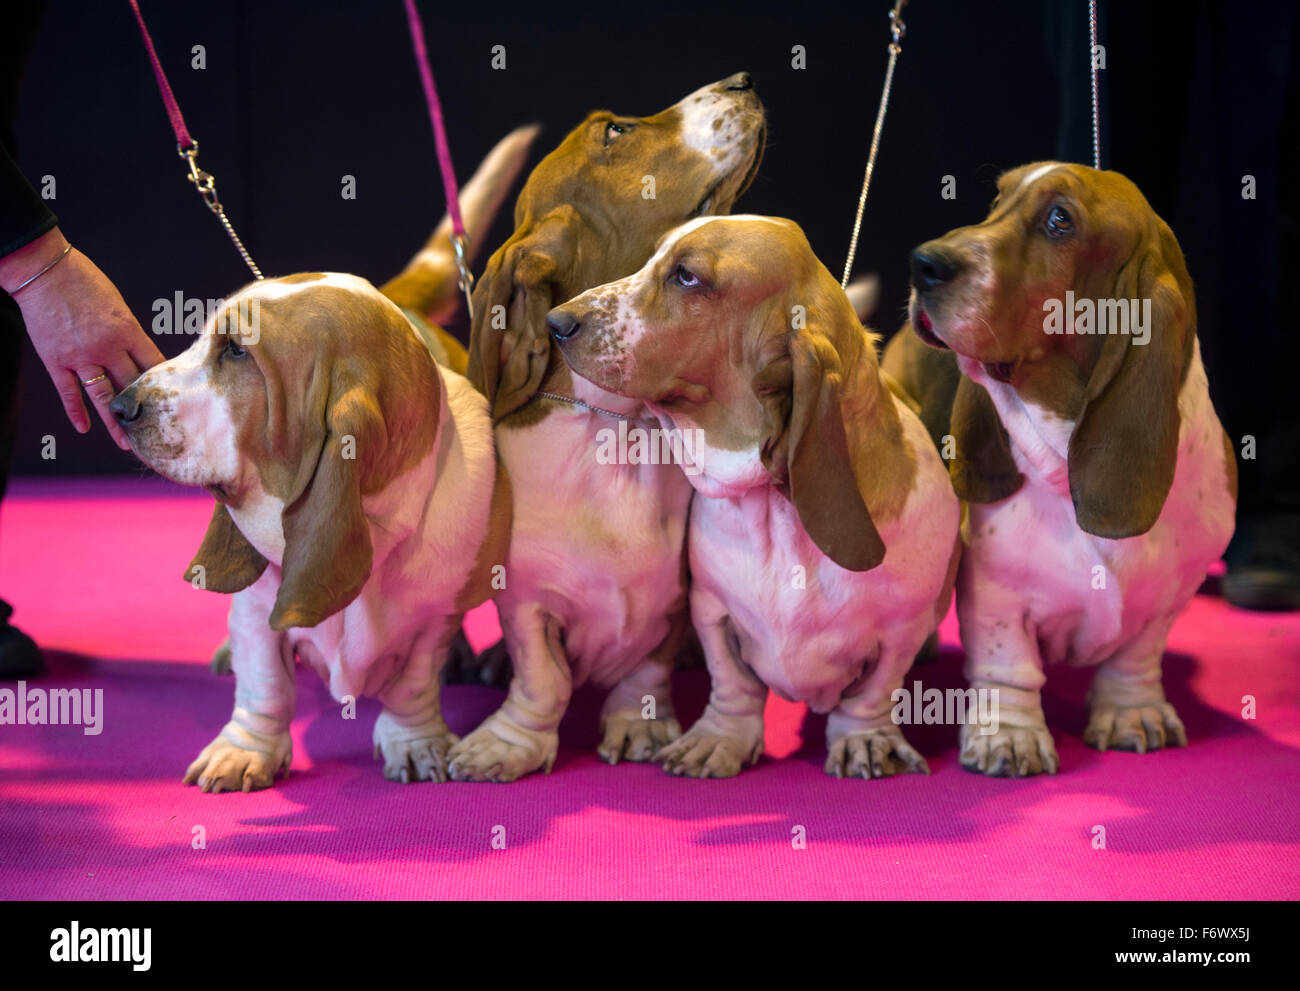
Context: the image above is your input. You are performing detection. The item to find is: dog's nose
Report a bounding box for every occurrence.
[109,389,142,425]
[724,71,754,92]
[910,245,961,291]
[546,309,581,341]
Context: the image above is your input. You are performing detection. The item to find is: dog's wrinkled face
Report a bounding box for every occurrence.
[908,162,1172,416]
[112,273,432,509]
[550,215,897,571]
[908,162,1198,538]
[112,273,442,627]
[470,73,767,420]
[531,72,767,265]
[550,215,819,492]
[111,284,265,499]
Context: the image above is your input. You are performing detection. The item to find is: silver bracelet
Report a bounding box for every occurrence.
[9,242,73,295]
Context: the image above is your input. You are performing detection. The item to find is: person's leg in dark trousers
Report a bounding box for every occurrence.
[0,0,47,674]
[1212,8,1300,609]
[1169,3,1300,609]
[0,292,43,677]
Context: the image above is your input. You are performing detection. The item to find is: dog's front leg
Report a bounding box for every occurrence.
[597,622,684,765]
[658,592,766,778]
[825,642,930,779]
[373,622,459,783]
[184,575,294,793]
[1084,616,1187,754]
[447,602,571,782]
[957,572,1057,776]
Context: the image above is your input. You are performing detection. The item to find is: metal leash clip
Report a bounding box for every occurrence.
[176,140,264,281]
[178,141,220,212]
[452,231,475,322]
[888,0,908,51]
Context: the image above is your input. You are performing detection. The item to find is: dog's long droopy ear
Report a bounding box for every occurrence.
[184,502,268,592]
[467,206,580,421]
[269,385,378,631]
[758,325,885,572]
[949,375,1024,504]
[1068,217,1193,538]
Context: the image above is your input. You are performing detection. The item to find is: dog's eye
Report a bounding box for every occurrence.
[990,194,1001,210]
[224,338,248,359]
[1044,204,1074,238]
[604,122,627,146]
[674,265,701,289]
[689,194,713,219]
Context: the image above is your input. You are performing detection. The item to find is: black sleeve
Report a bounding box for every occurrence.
[1,0,55,259]
[0,139,57,259]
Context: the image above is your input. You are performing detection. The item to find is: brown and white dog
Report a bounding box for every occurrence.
[905,162,1237,776]
[446,75,766,782]
[107,130,534,792]
[550,216,961,778]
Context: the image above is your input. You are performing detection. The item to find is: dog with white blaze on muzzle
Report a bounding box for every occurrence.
[109,128,535,791]
[893,162,1237,776]
[550,215,961,780]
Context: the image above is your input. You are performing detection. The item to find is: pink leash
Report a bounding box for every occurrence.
[128,0,263,279]
[130,0,472,301]
[401,0,476,318]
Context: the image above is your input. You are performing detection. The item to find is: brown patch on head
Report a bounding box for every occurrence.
[555,217,918,572]
[188,275,443,627]
[467,76,765,422]
[910,163,1197,536]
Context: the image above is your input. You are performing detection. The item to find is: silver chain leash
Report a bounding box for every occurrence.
[841,0,909,289]
[536,391,636,422]
[1089,0,1101,170]
[178,141,264,281]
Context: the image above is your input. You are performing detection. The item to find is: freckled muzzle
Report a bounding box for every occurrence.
[547,298,629,393]
[107,374,185,472]
[109,377,174,436]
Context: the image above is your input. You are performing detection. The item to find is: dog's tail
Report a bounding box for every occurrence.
[381,123,539,324]
[844,273,880,325]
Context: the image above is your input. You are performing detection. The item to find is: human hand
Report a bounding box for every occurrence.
[1,228,165,450]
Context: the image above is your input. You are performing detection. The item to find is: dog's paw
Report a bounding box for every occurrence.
[824,727,930,779]
[658,725,762,779]
[960,720,1059,777]
[372,713,458,783]
[1084,700,1187,754]
[183,729,292,793]
[447,715,556,783]
[597,709,682,765]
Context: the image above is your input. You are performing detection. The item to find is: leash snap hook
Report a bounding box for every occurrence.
[889,0,908,50]
[452,231,475,320]
[177,141,221,213]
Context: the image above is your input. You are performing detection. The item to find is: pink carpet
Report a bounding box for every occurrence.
[1,477,1297,900]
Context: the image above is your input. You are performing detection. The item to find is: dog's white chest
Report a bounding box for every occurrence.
[966,348,1236,665]
[690,460,957,713]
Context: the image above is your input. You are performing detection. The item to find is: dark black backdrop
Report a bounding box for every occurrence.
[3,0,1295,488]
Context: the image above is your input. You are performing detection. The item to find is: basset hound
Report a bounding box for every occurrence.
[446,74,766,782]
[107,130,535,792]
[549,216,962,779]
[904,161,1237,776]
